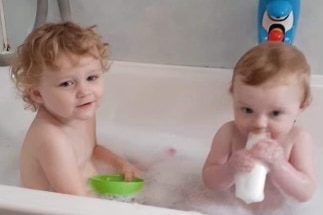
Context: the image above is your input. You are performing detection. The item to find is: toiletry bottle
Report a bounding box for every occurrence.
[234,130,270,204]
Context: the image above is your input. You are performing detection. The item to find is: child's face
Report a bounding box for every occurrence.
[32,54,104,121]
[232,76,304,140]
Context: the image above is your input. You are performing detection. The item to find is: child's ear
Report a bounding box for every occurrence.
[300,106,307,112]
[28,86,43,104]
[299,97,312,112]
[299,101,310,113]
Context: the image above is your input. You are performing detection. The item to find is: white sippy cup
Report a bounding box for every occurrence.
[234,130,270,204]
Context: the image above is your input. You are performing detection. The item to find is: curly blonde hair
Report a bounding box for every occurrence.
[10,22,109,111]
[230,42,311,108]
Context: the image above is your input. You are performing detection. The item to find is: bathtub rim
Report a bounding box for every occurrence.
[0,184,203,215]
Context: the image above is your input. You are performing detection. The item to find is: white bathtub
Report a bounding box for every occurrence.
[0,61,322,215]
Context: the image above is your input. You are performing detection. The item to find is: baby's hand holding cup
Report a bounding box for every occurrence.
[229,149,255,175]
[250,138,285,169]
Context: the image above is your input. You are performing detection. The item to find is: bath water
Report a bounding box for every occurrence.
[94,125,303,215]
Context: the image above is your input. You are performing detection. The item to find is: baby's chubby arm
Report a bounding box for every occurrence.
[250,129,317,202]
[203,122,253,191]
[92,144,141,181]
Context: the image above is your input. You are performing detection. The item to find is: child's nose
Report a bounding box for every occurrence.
[252,114,268,130]
[76,83,91,98]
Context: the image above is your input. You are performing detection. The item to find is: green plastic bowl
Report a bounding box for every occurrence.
[88,174,144,196]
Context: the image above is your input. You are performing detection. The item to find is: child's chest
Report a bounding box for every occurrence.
[68,130,96,166]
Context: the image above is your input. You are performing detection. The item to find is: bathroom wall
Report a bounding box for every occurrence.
[2,0,323,74]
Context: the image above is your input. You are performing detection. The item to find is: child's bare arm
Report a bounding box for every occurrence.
[251,130,317,202]
[203,122,237,190]
[271,131,317,202]
[92,144,140,181]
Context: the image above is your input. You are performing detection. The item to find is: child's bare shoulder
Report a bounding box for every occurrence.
[290,125,312,144]
[211,121,236,147]
[216,121,236,136]
[24,119,69,152]
[221,121,235,128]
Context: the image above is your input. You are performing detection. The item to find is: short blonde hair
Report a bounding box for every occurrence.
[10,22,109,111]
[230,42,311,108]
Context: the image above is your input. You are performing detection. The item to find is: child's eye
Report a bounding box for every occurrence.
[271,110,282,117]
[87,75,99,81]
[59,81,74,87]
[241,107,253,114]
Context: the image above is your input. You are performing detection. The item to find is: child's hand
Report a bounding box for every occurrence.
[250,138,285,168]
[119,161,142,182]
[228,149,255,175]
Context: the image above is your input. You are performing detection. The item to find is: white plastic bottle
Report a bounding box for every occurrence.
[234,130,270,204]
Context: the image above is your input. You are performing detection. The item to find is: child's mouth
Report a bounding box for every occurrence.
[77,102,93,108]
